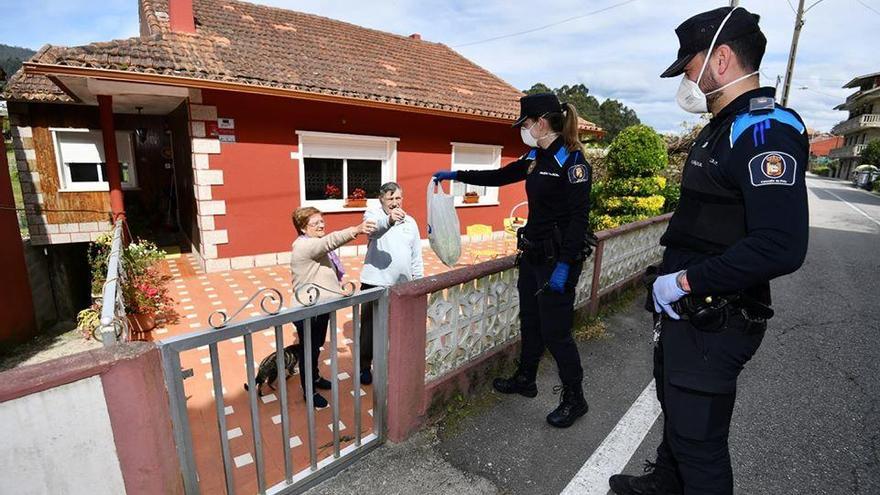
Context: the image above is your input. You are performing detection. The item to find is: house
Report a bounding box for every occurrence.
[3,0,604,274]
[829,71,880,179]
[809,134,843,158]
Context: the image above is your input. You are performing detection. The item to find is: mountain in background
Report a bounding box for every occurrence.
[0,43,37,88]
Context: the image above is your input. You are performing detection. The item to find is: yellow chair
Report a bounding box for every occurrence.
[465,224,501,264]
[503,201,528,254]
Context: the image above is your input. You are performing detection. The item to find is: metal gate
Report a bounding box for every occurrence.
[158,285,388,494]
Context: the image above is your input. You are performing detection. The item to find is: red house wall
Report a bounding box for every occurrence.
[0,117,38,345]
[200,90,528,259]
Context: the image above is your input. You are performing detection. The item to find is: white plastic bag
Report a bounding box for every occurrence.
[426,179,461,267]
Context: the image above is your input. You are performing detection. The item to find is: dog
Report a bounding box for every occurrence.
[244,343,301,397]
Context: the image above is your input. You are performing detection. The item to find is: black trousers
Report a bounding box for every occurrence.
[653,315,765,495]
[293,313,330,392]
[516,256,584,386]
[358,282,378,372]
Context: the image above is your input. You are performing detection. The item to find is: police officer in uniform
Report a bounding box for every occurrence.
[433,93,593,428]
[609,7,809,495]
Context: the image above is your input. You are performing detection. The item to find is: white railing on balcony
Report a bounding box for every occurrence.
[829,143,868,160]
[99,220,129,346]
[831,114,880,135]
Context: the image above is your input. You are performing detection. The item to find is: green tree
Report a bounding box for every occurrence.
[555,84,601,123]
[859,139,880,166]
[524,83,553,95]
[598,99,641,143]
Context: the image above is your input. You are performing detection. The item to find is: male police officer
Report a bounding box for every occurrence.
[609,7,809,495]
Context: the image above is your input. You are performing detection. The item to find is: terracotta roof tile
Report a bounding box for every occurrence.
[7,0,529,121]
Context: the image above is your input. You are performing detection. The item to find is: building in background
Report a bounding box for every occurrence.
[829,71,880,179]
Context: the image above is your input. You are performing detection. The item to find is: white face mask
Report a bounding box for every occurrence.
[520,114,557,147]
[520,125,539,147]
[675,6,759,114]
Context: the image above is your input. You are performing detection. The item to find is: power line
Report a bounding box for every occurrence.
[452,0,639,48]
[855,0,880,16]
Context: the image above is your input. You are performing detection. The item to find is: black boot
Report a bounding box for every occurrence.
[493,365,538,398]
[609,460,683,495]
[546,384,588,428]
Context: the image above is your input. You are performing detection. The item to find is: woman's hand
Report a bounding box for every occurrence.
[357,219,377,236]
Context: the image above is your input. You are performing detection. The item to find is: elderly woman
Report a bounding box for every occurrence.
[291,206,375,408]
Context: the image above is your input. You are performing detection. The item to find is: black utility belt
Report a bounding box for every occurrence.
[669,294,773,333]
[516,227,597,264]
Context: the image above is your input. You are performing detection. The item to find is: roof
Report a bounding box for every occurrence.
[842,71,880,89]
[5,0,529,121]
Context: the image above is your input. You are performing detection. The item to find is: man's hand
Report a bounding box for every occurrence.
[652,271,688,319]
[548,262,570,294]
[389,208,406,224]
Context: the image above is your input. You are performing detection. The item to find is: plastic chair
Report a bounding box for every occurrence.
[465,224,501,264]
[503,201,528,254]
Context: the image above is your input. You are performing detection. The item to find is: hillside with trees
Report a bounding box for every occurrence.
[0,43,37,89]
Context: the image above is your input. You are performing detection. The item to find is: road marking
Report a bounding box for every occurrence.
[560,380,662,495]
[823,188,880,228]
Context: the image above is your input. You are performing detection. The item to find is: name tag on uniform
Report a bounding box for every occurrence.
[748,151,797,187]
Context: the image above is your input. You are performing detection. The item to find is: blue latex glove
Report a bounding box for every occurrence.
[548,262,570,294]
[652,271,687,319]
[433,170,457,183]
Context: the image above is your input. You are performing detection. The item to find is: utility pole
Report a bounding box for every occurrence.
[781,0,806,107]
[730,0,739,6]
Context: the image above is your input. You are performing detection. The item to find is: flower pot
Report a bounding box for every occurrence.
[128,313,156,337]
[463,194,480,204]
[345,198,368,208]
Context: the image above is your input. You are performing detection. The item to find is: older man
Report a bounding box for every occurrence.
[358,182,424,384]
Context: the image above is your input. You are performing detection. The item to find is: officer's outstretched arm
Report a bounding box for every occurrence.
[685,124,809,295]
[455,156,530,187]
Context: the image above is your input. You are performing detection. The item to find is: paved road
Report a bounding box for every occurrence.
[311,176,880,494]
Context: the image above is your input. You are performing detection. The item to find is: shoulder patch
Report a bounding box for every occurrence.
[748,151,798,187]
[568,164,589,184]
[730,108,806,147]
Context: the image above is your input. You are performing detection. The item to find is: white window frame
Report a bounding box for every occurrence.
[50,128,138,192]
[449,142,503,207]
[295,130,398,212]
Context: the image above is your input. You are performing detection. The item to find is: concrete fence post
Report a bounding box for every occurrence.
[385,289,428,443]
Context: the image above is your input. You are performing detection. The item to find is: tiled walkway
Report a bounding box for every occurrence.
[150,236,512,493]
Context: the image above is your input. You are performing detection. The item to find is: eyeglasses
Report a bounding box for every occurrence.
[307,219,325,227]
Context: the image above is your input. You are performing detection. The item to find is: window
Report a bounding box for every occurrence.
[296,131,398,210]
[51,129,137,192]
[450,142,503,206]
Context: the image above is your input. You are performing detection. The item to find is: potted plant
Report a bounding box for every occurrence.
[82,231,178,340]
[463,190,480,204]
[345,187,368,208]
[324,183,342,199]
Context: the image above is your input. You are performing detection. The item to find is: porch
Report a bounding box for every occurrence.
[150,237,510,493]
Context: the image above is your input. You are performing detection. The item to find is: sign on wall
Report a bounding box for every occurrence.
[206,118,236,143]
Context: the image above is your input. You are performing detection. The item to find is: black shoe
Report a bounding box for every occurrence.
[609,460,683,495]
[305,392,329,409]
[360,369,373,385]
[314,376,332,390]
[492,366,538,397]
[546,384,588,428]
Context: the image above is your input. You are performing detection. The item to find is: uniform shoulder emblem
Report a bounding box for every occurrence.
[567,163,589,184]
[748,151,798,187]
[730,108,806,148]
[520,149,538,160]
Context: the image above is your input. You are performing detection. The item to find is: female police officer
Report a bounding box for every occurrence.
[433,93,593,428]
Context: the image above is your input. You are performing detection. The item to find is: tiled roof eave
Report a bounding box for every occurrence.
[22,62,519,122]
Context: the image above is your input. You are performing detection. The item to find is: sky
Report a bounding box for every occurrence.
[1,0,878,133]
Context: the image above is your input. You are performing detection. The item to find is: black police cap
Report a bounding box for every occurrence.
[512,93,563,127]
[660,6,762,78]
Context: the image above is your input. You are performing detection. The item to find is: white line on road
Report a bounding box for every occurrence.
[822,188,880,228]
[560,380,662,495]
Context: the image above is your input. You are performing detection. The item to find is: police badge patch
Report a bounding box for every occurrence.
[748,151,797,187]
[568,164,589,184]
